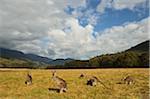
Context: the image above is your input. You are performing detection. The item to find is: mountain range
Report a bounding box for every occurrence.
[0,48,73,65]
[0,40,149,68]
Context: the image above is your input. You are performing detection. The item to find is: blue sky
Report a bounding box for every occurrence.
[0,0,149,59]
[65,0,149,32]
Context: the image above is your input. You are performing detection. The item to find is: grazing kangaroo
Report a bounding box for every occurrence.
[25,73,32,85]
[51,71,67,93]
[122,76,134,85]
[79,73,110,89]
[86,76,110,89]
[87,78,96,86]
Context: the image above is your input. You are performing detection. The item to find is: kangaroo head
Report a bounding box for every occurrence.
[27,72,31,76]
[51,70,56,77]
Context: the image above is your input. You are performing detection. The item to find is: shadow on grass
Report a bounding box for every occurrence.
[116,82,123,84]
[48,88,60,93]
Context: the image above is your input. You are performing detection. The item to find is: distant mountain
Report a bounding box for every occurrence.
[0,47,52,63]
[0,47,74,65]
[50,58,74,65]
[0,40,149,68]
[0,47,26,60]
[25,54,53,64]
[126,40,149,52]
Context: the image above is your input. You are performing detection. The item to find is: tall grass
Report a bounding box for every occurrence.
[0,69,149,99]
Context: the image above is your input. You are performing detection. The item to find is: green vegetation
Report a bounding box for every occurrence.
[0,51,148,69]
[0,69,149,99]
[65,51,149,68]
[64,40,149,68]
[0,58,49,69]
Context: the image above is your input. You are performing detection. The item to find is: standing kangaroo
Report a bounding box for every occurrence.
[25,73,32,85]
[51,71,67,93]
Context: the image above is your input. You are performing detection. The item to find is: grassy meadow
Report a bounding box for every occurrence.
[0,68,149,99]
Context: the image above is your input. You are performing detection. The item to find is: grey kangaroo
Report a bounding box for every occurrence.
[86,76,110,89]
[79,73,110,89]
[25,73,32,85]
[122,76,134,85]
[51,71,67,93]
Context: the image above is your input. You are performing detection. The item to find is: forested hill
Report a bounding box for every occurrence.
[64,40,149,68]
[126,40,149,52]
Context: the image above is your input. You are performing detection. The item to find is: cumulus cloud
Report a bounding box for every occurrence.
[0,0,149,59]
[47,18,94,59]
[71,0,100,26]
[0,0,86,58]
[111,0,148,10]
[46,17,149,59]
[94,17,149,55]
[97,0,148,13]
[97,0,112,13]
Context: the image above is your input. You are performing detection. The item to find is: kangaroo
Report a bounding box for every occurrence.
[87,78,97,86]
[51,71,67,93]
[122,76,134,85]
[80,73,110,89]
[86,76,110,89]
[25,73,32,85]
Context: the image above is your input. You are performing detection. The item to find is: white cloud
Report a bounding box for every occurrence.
[0,0,86,58]
[97,0,147,13]
[46,17,149,59]
[0,0,149,59]
[71,1,100,26]
[112,0,147,10]
[94,17,149,55]
[47,18,94,59]
[97,0,112,13]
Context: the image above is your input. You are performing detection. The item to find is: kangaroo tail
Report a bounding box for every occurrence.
[96,78,112,90]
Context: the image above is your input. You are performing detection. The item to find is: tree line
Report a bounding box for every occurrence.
[64,51,149,68]
[0,51,149,69]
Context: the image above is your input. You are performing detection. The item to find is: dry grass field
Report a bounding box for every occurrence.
[0,68,149,99]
